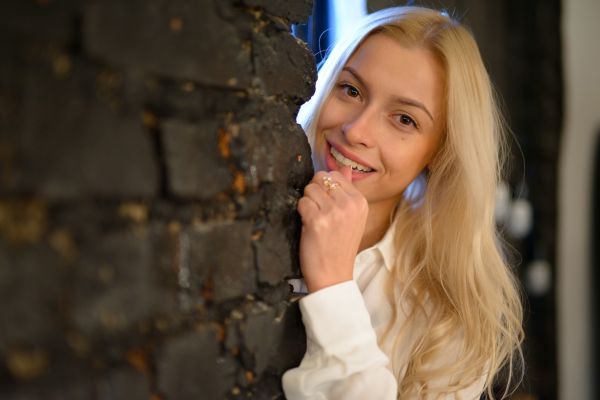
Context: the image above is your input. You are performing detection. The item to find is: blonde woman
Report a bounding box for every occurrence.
[282,6,524,400]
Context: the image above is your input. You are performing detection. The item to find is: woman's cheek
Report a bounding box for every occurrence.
[312,134,328,171]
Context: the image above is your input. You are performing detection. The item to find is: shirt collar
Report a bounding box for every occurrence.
[357,216,396,271]
[374,219,396,271]
[356,210,399,272]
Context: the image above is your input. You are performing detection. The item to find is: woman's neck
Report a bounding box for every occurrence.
[358,200,397,253]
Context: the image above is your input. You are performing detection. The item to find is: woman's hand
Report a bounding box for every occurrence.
[297,166,369,293]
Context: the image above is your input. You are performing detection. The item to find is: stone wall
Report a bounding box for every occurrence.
[0,0,315,398]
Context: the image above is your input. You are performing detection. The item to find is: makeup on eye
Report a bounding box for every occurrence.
[392,113,419,129]
[341,66,435,123]
[336,81,420,130]
[336,84,430,132]
[337,82,362,99]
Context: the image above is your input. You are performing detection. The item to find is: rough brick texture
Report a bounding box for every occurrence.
[0,0,315,398]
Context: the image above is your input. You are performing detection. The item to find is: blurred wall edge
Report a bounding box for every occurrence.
[559,0,600,399]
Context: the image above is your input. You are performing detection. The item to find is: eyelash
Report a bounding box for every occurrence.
[338,83,361,99]
[393,114,418,129]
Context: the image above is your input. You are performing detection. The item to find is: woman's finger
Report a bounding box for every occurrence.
[297,196,318,220]
[320,175,351,204]
[303,182,334,211]
[327,170,364,197]
[314,170,357,199]
[338,165,353,182]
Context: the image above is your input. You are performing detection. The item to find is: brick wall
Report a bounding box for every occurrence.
[0,1,316,398]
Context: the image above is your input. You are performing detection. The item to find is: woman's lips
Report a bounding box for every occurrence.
[330,142,375,171]
[324,141,376,182]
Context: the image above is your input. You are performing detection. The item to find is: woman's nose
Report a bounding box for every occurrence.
[341,107,376,147]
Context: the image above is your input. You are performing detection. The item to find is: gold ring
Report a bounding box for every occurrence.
[322,176,340,192]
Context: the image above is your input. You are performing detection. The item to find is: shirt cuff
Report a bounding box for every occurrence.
[299,281,378,355]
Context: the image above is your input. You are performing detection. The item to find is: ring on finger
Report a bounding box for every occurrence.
[322,175,340,192]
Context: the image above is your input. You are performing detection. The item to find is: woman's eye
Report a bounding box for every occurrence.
[395,113,417,128]
[340,84,360,98]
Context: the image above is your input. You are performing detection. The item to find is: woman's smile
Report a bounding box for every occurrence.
[324,140,377,181]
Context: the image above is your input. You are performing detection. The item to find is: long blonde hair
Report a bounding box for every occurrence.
[297,6,524,399]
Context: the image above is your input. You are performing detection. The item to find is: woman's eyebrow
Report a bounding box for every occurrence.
[342,66,369,91]
[342,66,435,122]
[390,95,434,122]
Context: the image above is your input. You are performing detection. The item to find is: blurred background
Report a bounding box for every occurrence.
[294,0,598,399]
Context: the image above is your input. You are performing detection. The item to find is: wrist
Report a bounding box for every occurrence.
[305,275,353,293]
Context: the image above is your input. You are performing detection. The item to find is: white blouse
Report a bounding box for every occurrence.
[282,223,487,399]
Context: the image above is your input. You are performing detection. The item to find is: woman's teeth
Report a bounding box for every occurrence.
[330,146,374,172]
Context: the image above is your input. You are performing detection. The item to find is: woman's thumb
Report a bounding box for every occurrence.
[340,165,352,182]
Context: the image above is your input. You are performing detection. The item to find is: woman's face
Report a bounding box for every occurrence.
[314,33,445,210]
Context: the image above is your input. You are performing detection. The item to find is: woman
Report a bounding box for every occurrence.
[282,6,524,400]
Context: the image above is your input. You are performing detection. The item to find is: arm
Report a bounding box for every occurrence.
[282,281,397,400]
[285,167,395,399]
[282,280,489,400]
